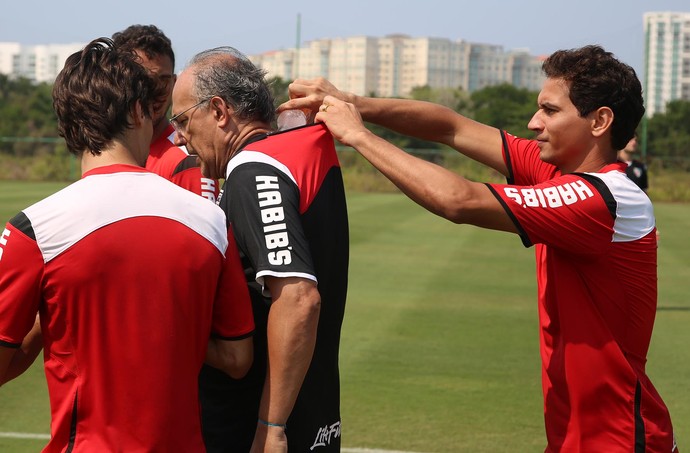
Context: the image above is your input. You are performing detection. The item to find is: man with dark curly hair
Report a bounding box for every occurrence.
[113,24,219,202]
[282,45,678,452]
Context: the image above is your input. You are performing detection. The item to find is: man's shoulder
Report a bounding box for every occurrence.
[148,145,187,163]
[147,131,190,175]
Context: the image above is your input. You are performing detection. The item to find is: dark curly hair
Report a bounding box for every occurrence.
[542,45,645,151]
[112,24,175,69]
[52,38,165,155]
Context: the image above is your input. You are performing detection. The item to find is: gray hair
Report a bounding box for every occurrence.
[185,46,276,124]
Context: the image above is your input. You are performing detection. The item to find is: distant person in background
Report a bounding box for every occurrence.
[281,45,678,452]
[112,24,219,202]
[0,38,254,451]
[618,133,649,192]
[172,46,349,452]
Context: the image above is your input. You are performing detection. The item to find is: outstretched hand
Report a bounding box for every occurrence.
[314,96,371,148]
[277,77,350,118]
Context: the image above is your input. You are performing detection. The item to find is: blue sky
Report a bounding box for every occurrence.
[2,0,688,77]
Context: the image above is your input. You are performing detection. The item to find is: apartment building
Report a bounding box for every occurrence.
[250,34,545,97]
[0,42,84,83]
[643,11,690,116]
[2,35,546,96]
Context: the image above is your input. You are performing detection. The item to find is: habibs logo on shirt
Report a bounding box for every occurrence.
[256,175,292,265]
[503,180,594,209]
[200,178,217,203]
[0,228,10,261]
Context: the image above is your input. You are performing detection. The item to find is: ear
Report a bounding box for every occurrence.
[131,101,146,127]
[210,96,233,127]
[590,106,614,138]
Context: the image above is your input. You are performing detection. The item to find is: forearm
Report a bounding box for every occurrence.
[355,96,507,172]
[1,316,42,385]
[284,78,462,145]
[283,78,506,173]
[355,96,454,142]
[259,282,320,425]
[351,129,515,231]
[350,128,475,221]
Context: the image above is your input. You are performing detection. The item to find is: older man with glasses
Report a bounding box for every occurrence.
[171,46,349,453]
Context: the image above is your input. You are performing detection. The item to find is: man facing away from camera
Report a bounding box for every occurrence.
[0,38,254,452]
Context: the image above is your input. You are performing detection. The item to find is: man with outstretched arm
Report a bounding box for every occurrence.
[281,45,678,452]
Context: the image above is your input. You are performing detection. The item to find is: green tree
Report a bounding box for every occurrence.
[363,85,470,152]
[646,100,690,170]
[470,83,537,138]
[267,76,291,108]
[409,84,472,116]
[0,76,58,156]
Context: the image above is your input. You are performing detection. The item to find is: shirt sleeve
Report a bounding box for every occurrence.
[0,217,44,347]
[211,227,255,340]
[223,161,316,296]
[487,173,616,254]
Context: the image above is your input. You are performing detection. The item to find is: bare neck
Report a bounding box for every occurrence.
[80,142,143,176]
[224,121,272,162]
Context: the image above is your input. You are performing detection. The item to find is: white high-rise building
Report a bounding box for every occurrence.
[376,35,470,98]
[0,42,84,83]
[250,34,545,97]
[643,11,690,116]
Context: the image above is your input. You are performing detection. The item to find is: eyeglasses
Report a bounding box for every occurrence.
[170,97,212,133]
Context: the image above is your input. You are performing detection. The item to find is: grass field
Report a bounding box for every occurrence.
[0,182,688,452]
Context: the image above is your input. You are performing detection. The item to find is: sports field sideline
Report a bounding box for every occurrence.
[0,432,421,452]
[0,432,423,453]
[1,182,688,452]
[0,432,426,453]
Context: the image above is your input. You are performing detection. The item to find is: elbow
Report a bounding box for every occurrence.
[303,293,322,334]
[210,337,254,379]
[429,182,487,225]
[293,284,321,321]
[431,192,472,225]
[226,354,253,379]
[306,292,321,319]
[439,205,468,224]
[228,339,254,379]
[294,289,321,339]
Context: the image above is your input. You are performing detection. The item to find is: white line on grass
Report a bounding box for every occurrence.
[343,449,428,453]
[0,433,427,452]
[0,431,50,439]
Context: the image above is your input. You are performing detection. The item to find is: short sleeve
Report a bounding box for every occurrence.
[211,228,255,340]
[224,161,316,294]
[487,173,616,253]
[0,219,44,346]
